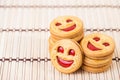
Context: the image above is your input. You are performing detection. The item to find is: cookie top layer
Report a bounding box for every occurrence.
[50,16,83,38]
[50,39,83,73]
[81,33,115,58]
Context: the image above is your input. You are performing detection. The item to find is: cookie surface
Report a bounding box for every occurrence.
[51,31,84,42]
[83,56,112,68]
[80,33,115,59]
[82,62,111,73]
[50,16,83,38]
[50,39,83,73]
[49,36,55,51]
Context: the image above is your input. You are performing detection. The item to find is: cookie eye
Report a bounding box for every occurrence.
[103,42,110,47]
[66,19,72,23]
[69,49,75,56]
[58,46,64,53]
[55,22,61,26]
[93,37,100,41]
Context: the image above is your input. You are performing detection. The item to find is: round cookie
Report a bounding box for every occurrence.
[80,33,115,59]
[82,62,112,73]
[83,56,112,68]
[50,39,83,73]
[50,16,84,39]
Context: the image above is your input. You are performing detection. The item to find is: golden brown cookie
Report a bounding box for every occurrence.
[85,53,114,60]
[83,56,112,68]
[50,16,84,40]
[80,33,115,59]
[73,33,84,42]
[82,62,112,73]
[50,39,83,73]
[48,37,55,51]
[51,32,84,42]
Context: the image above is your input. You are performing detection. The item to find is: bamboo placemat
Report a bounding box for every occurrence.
[0,0,120,80]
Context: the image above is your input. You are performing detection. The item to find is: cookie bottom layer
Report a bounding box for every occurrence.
[83,56,112,68]
[82,63,111,73]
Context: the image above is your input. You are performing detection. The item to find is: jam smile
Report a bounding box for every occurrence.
[57,56,73,68]
[61,24,76,32]
[87,42,101,51]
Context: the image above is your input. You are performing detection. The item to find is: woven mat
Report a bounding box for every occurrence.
[0,0,120,80]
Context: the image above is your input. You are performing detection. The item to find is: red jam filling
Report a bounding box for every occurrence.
[57,56,73,68]
[61,24,76,32]
[103,42,110,46]
[93,37,100,41]
[69,49,75,56]
[55,22,61,26]
[57,46,64,53]
[66,19,72,23]
[87,42,101,51]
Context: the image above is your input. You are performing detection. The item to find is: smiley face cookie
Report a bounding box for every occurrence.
[80,33,115,59]
[50,39,83,73]
[80,33,115,73]
[50,16,84,41]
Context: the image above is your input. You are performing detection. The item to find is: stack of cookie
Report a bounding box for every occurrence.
[80,33,115,73]
[49,16,84,50]
[49,16,115,73]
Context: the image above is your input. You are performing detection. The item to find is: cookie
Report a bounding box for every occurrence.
[50,16,84,40]
[48,37,55,51]
[80,33,115,59]
[82,62,112,73]
[50,39,83,73]
[85,53,113,60]
[51,32,84,43]
[73,33,84,42]
[83,56,112,68]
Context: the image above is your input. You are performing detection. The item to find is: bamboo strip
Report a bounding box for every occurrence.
[0,32,3,58]
[0,31,119,59]
[0,1,119,80]
[0,8,120,29]
[1,62,9,80]
[0,61,119,80]
[118,62,120,79]
[110,61,119,80]
[0,62,3,79]
[0,0,119,6]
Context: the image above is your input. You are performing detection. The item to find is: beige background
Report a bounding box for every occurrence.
[0,0,120,80]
